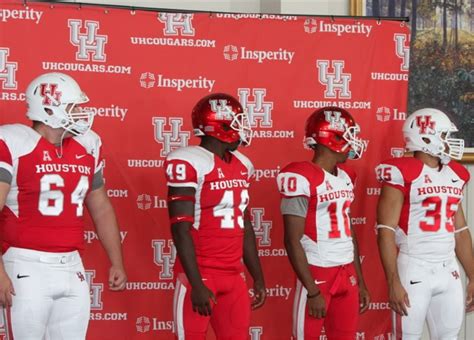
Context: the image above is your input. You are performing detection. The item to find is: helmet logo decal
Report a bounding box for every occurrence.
[209,99,233,120]
[415,115,435,134]
[39,83,62,106]
[323,110,346,132]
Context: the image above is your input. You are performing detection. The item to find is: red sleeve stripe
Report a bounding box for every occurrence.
[167,195,196,203]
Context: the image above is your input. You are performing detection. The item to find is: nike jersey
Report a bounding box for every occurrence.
[376,157,469,262]
[0,124,104,253]
[277,161,356,267]
[165,146,254,274]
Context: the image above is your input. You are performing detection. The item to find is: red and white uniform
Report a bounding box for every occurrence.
[277,161,359,340]
[0,124,103,339]
[377,157,469,339]
[165,146,253,339]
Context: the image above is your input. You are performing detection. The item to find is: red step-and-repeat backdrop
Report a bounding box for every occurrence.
[0,2,410,339]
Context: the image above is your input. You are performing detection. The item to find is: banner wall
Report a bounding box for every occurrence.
[0,3,410,339]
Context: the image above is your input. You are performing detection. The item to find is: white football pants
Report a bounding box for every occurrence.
[3,247,90,340]
[394,253,464,340]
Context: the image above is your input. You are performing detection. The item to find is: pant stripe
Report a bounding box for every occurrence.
[173,277,187,340]
[4,306,13,340]
[392,310,402,340]
[293,279,307,340]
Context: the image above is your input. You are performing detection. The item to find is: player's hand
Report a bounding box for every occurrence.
[389,280,410,316]
[465,280,474,313]
[108,265,127,291]
[0,270,15,307]
[251,279,266,310]
[359,283,370,314]
[191,283,216,316]
[307,293,326,319]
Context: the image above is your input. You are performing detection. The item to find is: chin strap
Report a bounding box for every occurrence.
[55,130,68,159]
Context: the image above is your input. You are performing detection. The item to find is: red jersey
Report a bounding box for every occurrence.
[165,146,254,275]
[0,124,103,252]
[277,161,356,267]
[376,157,469,262]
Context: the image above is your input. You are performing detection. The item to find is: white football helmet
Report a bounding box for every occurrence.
[403,108,464,163]
[26,72,93,136]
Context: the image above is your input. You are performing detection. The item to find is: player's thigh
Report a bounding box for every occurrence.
[211,274,250,340]
[4,254,52,339]
[426,262,464,340]
[174,273,214,340]
[397,256,432,338]
[47,265,90,340]
[292,279,329,340]
[324,267,359,339]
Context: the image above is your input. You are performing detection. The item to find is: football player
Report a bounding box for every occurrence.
[376,108,474,339]
[0,72,127,339]
[277,107,370,339]
[165,93,266,339]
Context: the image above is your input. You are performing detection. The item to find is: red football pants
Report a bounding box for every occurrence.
[293,263,359,340]
[173,272,251,340]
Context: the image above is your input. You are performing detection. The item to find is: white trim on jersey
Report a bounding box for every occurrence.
[193,176,204,230]
[0,162,13,175]
[74,129,103,173]
[231,150,254,179]
[0,125,41,160]
[173,276,187,340]
[6,158,19,217]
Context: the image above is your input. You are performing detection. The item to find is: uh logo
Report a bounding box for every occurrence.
[158,13,195,36]
[152,239,177,280]
[394,33,410,72]
[68,19,108,62]
[317,60,351,99]
[0,48,17,90]
[153,117,190,158]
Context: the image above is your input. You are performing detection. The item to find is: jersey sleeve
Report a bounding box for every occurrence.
[0,139,13,176]
[276,163,312,198]
[280,196,309,217]
[375,159,407,192]
[448,161,470,188]
[164,158,198,188]
[339,164,357,187]
[375,157,423,193]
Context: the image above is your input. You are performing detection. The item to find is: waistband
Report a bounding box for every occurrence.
[4,247,81,264]
[398,252,455,267]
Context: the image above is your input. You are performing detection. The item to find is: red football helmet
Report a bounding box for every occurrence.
[304,107,366,159]
[192,93,252,146]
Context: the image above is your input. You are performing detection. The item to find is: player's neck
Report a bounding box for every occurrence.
[200,138,229,161]
[414,151,441,169]
[32,122,67,145]
[312,153,337,174]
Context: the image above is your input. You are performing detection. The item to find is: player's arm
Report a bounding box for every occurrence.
[0,179,14,307]
[453,206,474,312]
[243,211,266,310]
[351,224,370,313]
[85,184,127,291]
[168,186,216,316]
[283,211,326,319]
[377,185,409,316]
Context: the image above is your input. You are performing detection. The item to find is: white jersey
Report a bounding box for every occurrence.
[376,157,469,262]
[277,161,356,267]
